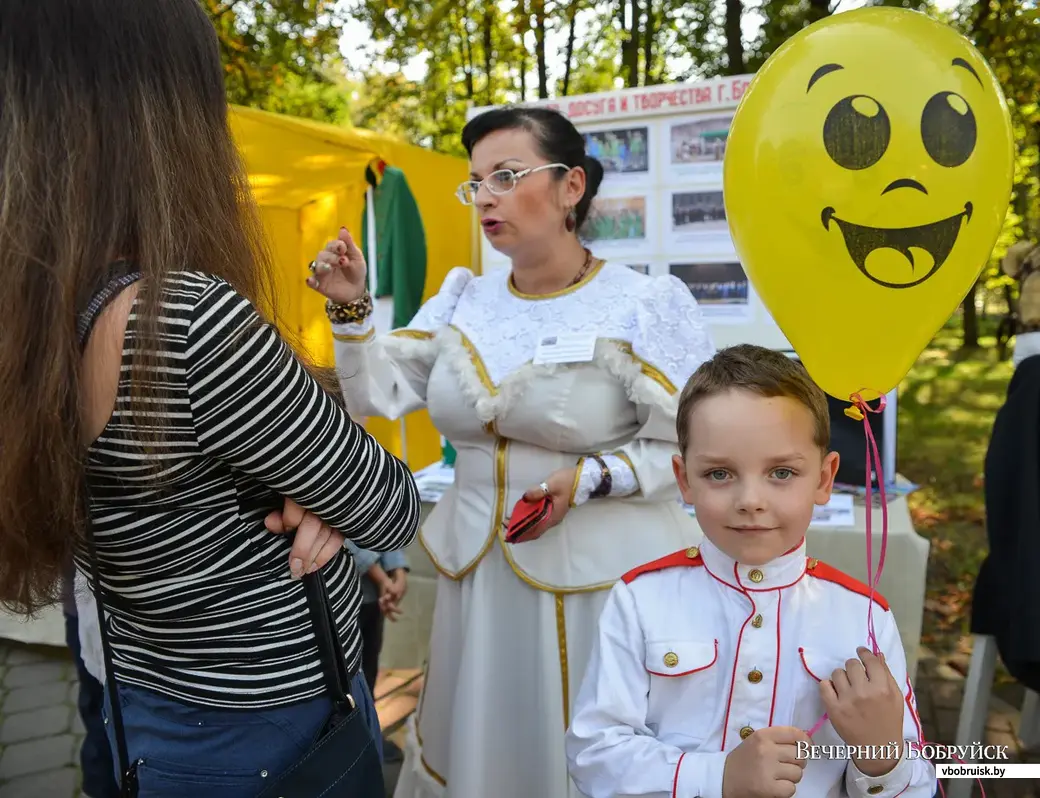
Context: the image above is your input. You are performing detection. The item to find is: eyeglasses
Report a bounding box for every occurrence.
[455,163,569,205]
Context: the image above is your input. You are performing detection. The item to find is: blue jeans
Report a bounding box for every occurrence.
[65,613,120,798]
[103,672,381,797]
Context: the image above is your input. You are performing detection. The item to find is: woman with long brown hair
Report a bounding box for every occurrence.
[0,1,420,795]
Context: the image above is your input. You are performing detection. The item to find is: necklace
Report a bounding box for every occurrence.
[509,248,596,296]
[570,248,594,286]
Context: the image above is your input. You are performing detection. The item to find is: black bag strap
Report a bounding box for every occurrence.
[77,265,143,796]
[76,269,357,796]
[303,569,356,714]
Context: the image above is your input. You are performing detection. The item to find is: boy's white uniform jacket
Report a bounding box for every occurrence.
[566,537,936,798]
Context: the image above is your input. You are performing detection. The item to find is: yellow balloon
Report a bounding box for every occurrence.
[724,7,1014,402]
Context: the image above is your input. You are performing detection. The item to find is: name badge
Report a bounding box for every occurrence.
[532,332,598,365]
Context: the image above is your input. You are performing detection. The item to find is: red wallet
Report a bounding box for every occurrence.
[504,495,553,544]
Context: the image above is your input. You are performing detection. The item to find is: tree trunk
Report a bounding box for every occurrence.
[457,8,475,99]
[806,0,831,24]
[971,0,994,45]
[957,0,993,354]
[724,0,744,75]
[962,281,980,350]
[517,0,528,102]
[483,3,495,104]
[629,0,642,86]
[532,0,549,99]
[562,0,578,96]
[643,0,657,85]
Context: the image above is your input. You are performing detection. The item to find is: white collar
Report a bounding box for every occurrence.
[698,535,808,591]
[1013,332,1040,369]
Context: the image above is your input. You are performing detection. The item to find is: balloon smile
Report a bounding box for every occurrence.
[821,202,973,289]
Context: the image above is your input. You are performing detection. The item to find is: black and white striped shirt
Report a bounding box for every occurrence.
[77,272,420,708]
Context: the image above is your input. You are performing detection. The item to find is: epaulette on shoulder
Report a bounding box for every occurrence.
[622,546,704,584]
[805,558,890,611]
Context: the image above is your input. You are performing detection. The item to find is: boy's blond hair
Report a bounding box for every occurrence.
[677,344,831,456]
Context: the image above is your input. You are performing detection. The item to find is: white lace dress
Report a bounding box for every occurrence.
[332,261,716,798]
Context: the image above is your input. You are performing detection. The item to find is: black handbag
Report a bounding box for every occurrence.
[256,572,385,798]
[78,269,385,798]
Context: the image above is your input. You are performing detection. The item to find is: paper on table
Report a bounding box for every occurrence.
[807,493,855,528]
[412,461,456,503]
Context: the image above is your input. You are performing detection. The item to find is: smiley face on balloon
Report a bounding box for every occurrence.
[813,57,981,289]
[725,7,1014,401]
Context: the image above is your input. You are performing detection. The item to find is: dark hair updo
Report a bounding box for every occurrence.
[461,107,605,231]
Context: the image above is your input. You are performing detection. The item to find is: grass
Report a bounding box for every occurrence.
[897,316,1015,677]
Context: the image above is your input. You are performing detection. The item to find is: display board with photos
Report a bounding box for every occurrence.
[467,77,792,351]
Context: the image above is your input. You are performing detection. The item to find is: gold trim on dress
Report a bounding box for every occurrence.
[420,754,447,787]
[507,258,605,300]
[449,325,498,395]
[417,437,506,581]
[389,328,435,340]
[332,328,375,343]
[497,534,616,594]
[448,331,675,402]
[568,457,585,508]
[606,340,678,394]
[496,440,615,595]
[555,593,571,732]
[415,662,448,786]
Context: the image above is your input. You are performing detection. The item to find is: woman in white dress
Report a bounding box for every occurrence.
[307,107,716,798]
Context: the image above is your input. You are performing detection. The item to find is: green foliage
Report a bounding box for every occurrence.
[209,0,1038,285]
[203,0,350,122]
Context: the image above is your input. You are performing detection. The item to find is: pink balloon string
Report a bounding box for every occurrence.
[803,393,982,798]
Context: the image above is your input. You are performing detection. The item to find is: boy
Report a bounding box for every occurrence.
[566,345,935,798]
[345,541,409,761]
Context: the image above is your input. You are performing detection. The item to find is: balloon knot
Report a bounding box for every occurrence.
[847,391,887,419]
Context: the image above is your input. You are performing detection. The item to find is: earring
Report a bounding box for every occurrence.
[565,207,577,232]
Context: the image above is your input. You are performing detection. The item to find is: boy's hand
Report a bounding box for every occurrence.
[377,573,405,622]
[384,569,408,604]
[367,564,392,594]
[820,647,905,777]
[722,726,810,798]
[378,588,403,621]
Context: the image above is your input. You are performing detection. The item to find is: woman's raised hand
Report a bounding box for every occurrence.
[306,227,368,305]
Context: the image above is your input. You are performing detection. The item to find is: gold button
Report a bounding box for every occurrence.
[807,557,819,570]
[867,787,884,795]
[748,669,763,684]
[751,614,763,628]
[748,568,764,583]
[739,725,754,740]
[685,546,699,559]
[663,651,679,668]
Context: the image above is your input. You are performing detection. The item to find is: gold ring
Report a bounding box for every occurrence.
[308,260,318,273]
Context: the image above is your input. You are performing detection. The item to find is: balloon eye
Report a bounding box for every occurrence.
[921,92,976,168]
[822,95,891,170]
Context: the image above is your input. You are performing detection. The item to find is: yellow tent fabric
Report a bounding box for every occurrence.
[230,105,474,470]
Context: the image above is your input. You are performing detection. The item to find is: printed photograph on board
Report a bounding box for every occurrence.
[584,196,647,244]
[668,114,732,175]
[669,261,751,323]
[671,191,726,232]
[583,127,650,175]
